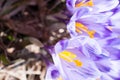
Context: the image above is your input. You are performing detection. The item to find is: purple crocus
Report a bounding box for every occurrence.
[45,0,120,80]
[46,36,101,80]
[67,8,113,38]
[66,0,119,14]
[45,36,120,80]
[66,0,120,38]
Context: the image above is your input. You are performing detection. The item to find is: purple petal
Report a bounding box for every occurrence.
[45,64,60,80]
[93,0,119,12]
[105,47,120,60]
[55,39,68,54]
[95,59,112,73]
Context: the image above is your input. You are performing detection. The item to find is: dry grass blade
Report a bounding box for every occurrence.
[0,59,46,80]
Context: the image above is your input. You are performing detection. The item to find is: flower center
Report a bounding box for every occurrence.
[75,22,95,38]
[59,50,83,67]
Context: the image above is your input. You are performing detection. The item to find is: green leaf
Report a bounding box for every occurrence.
[0,54,9,65]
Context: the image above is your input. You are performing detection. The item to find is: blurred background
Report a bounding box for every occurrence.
[0,0,70,80]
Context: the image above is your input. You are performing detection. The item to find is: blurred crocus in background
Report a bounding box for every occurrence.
[45,0,120,80]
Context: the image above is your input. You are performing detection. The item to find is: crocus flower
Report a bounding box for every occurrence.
[66,0,120,38]
[66,0,119,14]
[67,8,113,38]
[46,36,101,80]
[45,36,120,80]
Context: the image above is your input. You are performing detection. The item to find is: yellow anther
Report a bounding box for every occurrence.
[76,22,88,30]
[63,50,77,58]
[75,0,93,7]
[59,53,73,62]
[86,0,94,6]
[73,59,83,67]
[75,22,95,38]
[59,50,83,67]
[59,50,76,62]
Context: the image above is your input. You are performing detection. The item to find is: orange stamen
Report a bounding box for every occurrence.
[86,0,93,6]
[87,30,96,38]
[74,59,83,67]
[75,0,93,7]
[75,22,95,38]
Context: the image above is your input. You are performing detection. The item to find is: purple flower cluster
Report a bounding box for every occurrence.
[45,0,120,80]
